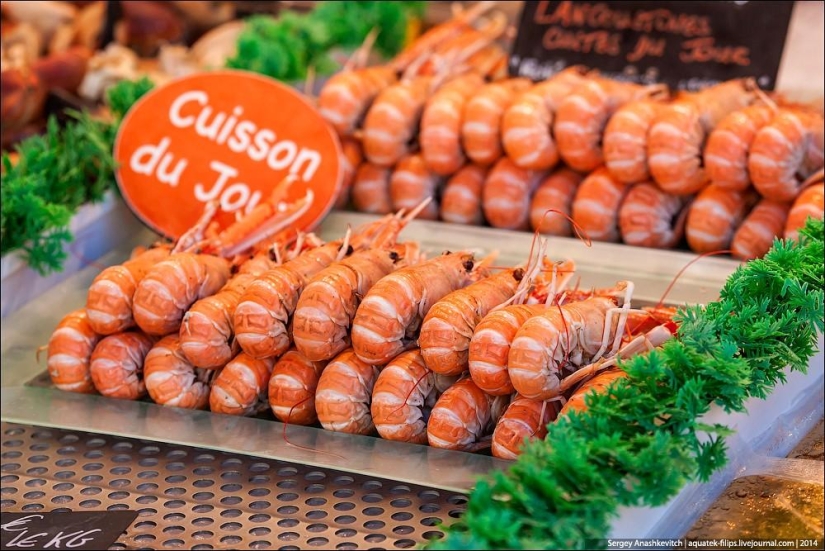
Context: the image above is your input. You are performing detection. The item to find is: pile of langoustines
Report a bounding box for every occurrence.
[319,4,824,261]
[45,191,675,460]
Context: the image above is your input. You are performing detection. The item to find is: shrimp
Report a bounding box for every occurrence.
[351,251,492,365]
[560,369,628,416]
[335,137,363,209]
[571,167,629,243]
[420,72,486,176]
[179,273,256,368]
[461,78,532,166]
[704,104,775,191]
[529,167,583,236]
[785,181,824,241]
[731,199,791,260]
[419,268,527,376]
[315,348,380,435]
[317,66,398,136]
[603,100,667,184]
[133,253,232,336]
[372,349,448,444]
[685,184,756,254]
[268,348,328,425]
[508,284,634,400]
[89,331,155,400]
[468,304,548,396]
[482,157,546,230]
[85,245,172,335]
[209,353,276,416]
[555,78,668,173]
[440,164,487,225]
[292,241,424,362]
[233,241,352,360]
[501,66,588,170]
[388,1,496,73]
[362,71,439,167]
[748,109,825,202]
[618,182,690,248]
[133,180,313,336]
[46,308,101,393]
[417,11,508,77]
[351,162,393,214]
[426,378,510,451]
[144,334,213,409]
[648,79,757,195]
[389,154,441,220]
[491,395,559,460]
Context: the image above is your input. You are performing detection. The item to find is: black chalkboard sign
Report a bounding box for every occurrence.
[1,511,137,550]
[509,1,795,91]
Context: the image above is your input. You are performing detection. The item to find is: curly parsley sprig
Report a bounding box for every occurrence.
[426,217,824,550]
[1,78,154,275]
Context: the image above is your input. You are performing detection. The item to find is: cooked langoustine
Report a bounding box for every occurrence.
[571,167,629,243]
[704,103,775,191]
[351,251,492,366]
[317,66,398,137]
[439,163,487,225]
[461,78,532,166]
[748,108,825,202]
[389,154,441,220]
[85,245,172,335]
[351,162,393,214]
[89,331,155,400]
[468,303,549,396]
[559,369,628,416]
[292,241,424,362]
[507,283,634,400]
[603,99,667,184]
[420,72,486,176]
[685,184,756,254]
[482,157,546,230]
[529,167,583,236]
[426,377,510,451]
[501,67,589,170]
[209,353,276,416]
[555,77,668,173]
[144,334,212,409]
[466,258,579,396]
[233,240,351,360]
[491,395,559,460]
[784,180,824,241]
[179,273,256,369]
[268,348,328,425]
[419,267,527,377]
[133,180,313,336]
[731,199,791,260]
[648,79,758,195]
[315,348,381,435]
[362,70,440,167]
[335,137,364,209]
[46,308,101,393]
[371,349,457,444]
[618,182,690,249]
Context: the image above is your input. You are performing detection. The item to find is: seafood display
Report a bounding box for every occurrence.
[314,5,823,262]
[44,183,686,461]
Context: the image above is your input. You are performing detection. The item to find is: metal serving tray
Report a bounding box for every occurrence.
[1,212,745,496]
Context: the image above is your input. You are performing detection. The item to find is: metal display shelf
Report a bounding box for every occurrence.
[0,421,466,550]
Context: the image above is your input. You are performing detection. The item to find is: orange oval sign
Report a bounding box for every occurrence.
[114,70,341,240]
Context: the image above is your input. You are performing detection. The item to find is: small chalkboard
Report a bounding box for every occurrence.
[1,511,137,550]
[509,1,795,91]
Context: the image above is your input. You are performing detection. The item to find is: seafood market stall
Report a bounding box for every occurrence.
[2,1,824,550]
